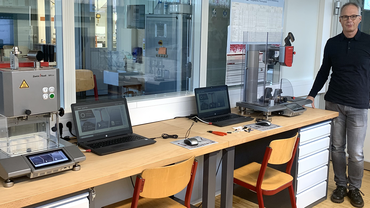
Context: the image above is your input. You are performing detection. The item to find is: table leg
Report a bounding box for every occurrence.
[202,151,219,208]
[221,147,235,208]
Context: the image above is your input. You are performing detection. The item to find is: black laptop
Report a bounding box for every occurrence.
[71,98,155,156]
[194,85,253,127]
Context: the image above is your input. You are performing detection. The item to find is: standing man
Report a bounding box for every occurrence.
[307,2,370,208]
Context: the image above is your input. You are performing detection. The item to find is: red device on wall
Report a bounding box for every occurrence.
[279,32,296,67]
[283,46,295,67]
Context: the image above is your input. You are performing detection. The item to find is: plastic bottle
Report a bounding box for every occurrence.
[154,0,163,14]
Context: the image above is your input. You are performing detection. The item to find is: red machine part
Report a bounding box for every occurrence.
[284,46,296,67]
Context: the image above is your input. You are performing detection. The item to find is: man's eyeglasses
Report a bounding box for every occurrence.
[340,15,360,21]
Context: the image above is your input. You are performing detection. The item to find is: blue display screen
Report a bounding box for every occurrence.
[27,150,70,169]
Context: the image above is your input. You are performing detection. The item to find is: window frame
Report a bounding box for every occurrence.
[59,0,209,126]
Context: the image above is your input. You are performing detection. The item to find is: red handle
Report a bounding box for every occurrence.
[208,131,227,136]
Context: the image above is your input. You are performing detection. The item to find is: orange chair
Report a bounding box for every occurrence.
[76,69,98,100]
[104,156,198,208]
[233,133,299,208]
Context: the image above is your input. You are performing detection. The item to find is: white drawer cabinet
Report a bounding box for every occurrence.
[300,122,331,144]
[296,121,331,208]
[299,137,330,159]
[296,181,327,208]
[297,165,328,194]
[298,150,329,176]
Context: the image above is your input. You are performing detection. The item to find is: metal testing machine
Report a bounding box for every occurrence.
[236,32,312,119]
[0,47,85,188]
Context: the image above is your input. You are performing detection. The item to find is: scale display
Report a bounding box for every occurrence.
[27,150,71,169]
[285,103,305,111]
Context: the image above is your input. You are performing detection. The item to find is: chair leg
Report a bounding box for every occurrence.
[288,184,297,208]
[256,190,264,208]
[93,74,99,101]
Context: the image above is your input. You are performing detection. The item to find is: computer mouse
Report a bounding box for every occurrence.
[256,120,271,126]
[184,138,199,146]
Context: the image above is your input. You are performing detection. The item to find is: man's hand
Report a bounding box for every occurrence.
[306,96,315,109]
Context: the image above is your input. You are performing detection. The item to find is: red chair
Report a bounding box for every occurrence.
[233,133,299,208]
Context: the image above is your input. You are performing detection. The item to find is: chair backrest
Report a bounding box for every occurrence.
[140,156,197,198]
[268,133,298,165]
[76,69,95,92]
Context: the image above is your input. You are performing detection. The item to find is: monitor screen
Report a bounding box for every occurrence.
[27,150,71,169]
[194,85,231,117]
[71,99,132,141]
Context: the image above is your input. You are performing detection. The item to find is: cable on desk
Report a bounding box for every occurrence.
[184,122,195,139]
[150,134,179,140]
[193,116,212,125]
[154,122,195,140]
[174,114,212,125]
[174,114,197,119]
[161,133,179,139]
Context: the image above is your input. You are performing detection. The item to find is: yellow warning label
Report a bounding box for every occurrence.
[20,80,29,88]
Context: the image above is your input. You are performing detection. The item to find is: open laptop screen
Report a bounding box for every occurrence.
[71,99,132,142]
[194,85,231,118]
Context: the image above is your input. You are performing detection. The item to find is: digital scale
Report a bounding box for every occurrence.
[0,49,85,187]
[0,137,85,188]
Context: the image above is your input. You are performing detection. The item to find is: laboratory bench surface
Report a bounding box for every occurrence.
[0,107,338,208]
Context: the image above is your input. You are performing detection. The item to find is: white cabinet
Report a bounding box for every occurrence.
[296,181,327,208]
[36,193,89,208]
[296,121,331,208]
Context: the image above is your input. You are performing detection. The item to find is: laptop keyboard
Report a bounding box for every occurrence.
[206,114,242,122]
[88,135,146,149]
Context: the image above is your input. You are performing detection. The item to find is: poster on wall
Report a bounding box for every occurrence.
[229,0,285,51]
[226,0,285,86]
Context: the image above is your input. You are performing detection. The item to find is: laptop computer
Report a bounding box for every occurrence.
[194,85,253,127]
[71,98,156,156]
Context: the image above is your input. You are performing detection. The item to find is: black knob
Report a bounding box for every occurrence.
[51,123,57,132]
[59,107,65,117]
[25,109,31,115]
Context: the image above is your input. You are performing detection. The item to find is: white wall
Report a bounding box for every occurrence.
[279,0,333,98]
[281,0,320,83]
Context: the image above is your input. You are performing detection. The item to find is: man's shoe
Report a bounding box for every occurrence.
[348,188,364,208]
[331,186,347,203]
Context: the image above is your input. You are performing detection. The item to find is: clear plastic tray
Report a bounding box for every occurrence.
[0,132,60,157]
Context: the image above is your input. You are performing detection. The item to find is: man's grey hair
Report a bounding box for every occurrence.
[341,2,362,16]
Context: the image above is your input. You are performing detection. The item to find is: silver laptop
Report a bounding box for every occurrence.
[71,98,155,156]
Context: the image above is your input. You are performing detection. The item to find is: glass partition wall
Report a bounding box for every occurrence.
[75,0,199,102]
[0,0,56,64]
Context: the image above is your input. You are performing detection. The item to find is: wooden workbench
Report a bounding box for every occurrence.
[0,107,338,208]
